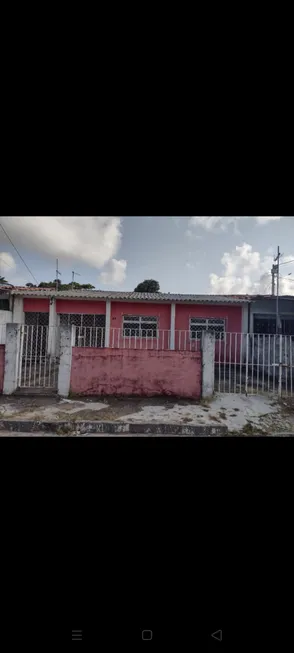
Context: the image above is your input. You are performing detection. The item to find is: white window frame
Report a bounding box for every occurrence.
[189,317,226,340]
[122,315,159,338]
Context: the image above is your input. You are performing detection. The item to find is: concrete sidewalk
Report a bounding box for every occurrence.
[1,392,294,436]
[0,420,227,436]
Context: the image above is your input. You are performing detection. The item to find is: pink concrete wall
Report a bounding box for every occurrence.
[0,345,5,393]
[70,348,201,398]
[56,299,106,314]
[23,298,50,312]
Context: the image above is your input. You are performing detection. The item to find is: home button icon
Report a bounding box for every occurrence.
[142,630,153,641]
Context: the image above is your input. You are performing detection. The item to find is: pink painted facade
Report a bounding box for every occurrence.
[56,299,106,314]
[0,345,5,393]
[175,303,243,361]
[110,301,171,349]
[70,348,201,398]
[23,298,50,312]
[175,303,242,332]
[16,295,246,363]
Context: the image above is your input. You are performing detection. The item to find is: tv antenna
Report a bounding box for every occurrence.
[72,270,81,290]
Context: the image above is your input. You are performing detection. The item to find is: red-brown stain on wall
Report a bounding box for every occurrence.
[70,348,201,399]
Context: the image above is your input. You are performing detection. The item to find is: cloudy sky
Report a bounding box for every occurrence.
[1,216,294,295]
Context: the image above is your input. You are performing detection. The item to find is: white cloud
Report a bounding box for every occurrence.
[0,217,122,271]
[209,242,294,295]
[0,251,27,285]
[189,216,282,233]
[185,229,203,240]
[0,251,16,272]
[256,217,281,224]
[99,258,127,285]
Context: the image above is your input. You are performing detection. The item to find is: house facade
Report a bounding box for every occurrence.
[5,288,249,354]
[2,286,294,340]
[1,286,294,398]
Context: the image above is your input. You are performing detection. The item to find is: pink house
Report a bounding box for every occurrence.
[9,288,249,356]
[0,288,251,397]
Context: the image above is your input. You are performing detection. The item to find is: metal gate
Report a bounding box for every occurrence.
[18,325,60,388]
[214,333,294,397]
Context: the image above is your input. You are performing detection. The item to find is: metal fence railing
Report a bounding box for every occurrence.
[213,332,294,396]
[72,328,203,351]
[18,325,60,388]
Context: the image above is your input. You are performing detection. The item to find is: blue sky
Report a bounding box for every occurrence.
[1,217,294,295]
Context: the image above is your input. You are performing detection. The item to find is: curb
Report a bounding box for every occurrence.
[0,420,228,437]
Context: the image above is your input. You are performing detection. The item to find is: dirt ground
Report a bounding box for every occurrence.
[1,393,294,434]
[0,394,200,423]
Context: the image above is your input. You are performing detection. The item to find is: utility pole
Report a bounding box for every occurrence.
[56,258,61,292]
[274,246,281,333]
[72,270,81,290]
[271,265,276,296]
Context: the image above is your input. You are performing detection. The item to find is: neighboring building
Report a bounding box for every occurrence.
[249,295,294,335]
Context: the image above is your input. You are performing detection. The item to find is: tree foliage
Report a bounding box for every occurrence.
[134,279,160,293]
[0,276,8,284]
[36,280,95,291]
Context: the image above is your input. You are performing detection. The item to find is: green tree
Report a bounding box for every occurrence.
[26,282,37,288]
[134,279,160,293]
[0,276,8,284]
[37,280,95,290]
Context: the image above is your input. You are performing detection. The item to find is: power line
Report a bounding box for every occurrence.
[0,222,39,285]
[279,258,294,266]
[280,275,294,282]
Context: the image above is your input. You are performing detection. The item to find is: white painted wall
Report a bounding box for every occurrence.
[58,326,73,397]
[12,296,24,324]
[0,310,13,344]
[3,324,21,394]
[202,332,215,398]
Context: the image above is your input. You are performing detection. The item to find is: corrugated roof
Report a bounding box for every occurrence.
[9,288,252,303]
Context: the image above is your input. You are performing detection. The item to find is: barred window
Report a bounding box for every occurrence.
[0,298,9,310]
[25,312,49,326]
[123,315,158,337]
[59,314,105,328]
[190,317,225,340]
[254,314,294,336]
[59,314,106,347]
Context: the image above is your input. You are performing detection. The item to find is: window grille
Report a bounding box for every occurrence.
[122,315,158,338]
[190,317,225,340]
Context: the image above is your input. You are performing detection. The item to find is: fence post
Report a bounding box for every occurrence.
[48,298,57,355]
[245,334,249,395]
[58,326,73,397]
[170,302,176,350]
[105,300,111,348]
[3,324,21,394]
[278,334,283,397]
[202,332,215,398]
